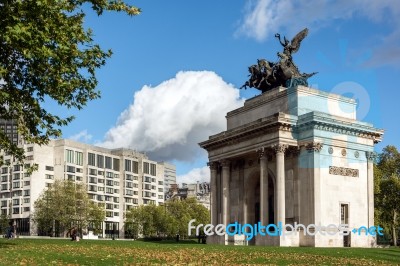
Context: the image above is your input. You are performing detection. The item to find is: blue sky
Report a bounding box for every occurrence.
[51,0,400,183]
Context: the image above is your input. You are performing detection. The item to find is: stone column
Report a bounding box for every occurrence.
[258,148,269,226]
[221,160,231,226]
[274,144,288,225]
[208,161,219,226]
[366,152,376,228]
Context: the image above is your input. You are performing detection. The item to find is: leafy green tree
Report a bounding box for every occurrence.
[33,180,105,236]
[0,0,140,165]
[0,213,10,235]
[125,198,210,239]
[375,145,400,246]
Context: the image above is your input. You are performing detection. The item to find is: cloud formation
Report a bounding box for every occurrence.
[69,130,93,142]
[177,166,210,185]
[101,71,243,162]
[235,0,400,67]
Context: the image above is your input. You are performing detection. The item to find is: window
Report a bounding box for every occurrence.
[12,191,22,197]
[133,191,138,195]
[105,156,112,169]
[45,183,52,188]
[13,173,20,180]
[1,176,7,182]
[76,168,82,173]
[65,149,74,163]
[98,187,104,191]
[67,175,74,181]
[143,184,151,190]
[13,181,20,188]
[97,155,104,168]
[126,182,133,188]
[151,185,156,190]
[24,181,30,186]
[106,172,113,178]
[125,159,132,172]
[150,163,156,176]
[113,197,119,203]
[75,151,83,166]
[97,195,104,201]
[24,207,30,212]
[1,184,8,191]
[45,174,54,180]
[98,179,104,184]
[143,162,149,174]
[106,187,113,194]
[89,168,97,175]
[98,171,104,176]
[151,178,156,183]
[113,181,119,186]
[114,189,119,193]
[76,176,83,181]
[158,181,163,185]
[27,146,33,152]
[89,177,97,184]
[106,211,113,217]
[24,198,30,203]
[1,168,7,174]
[114,212,119,217]
[88,153,96,166]
[158,188,163,192]
[113,158,120,171]
[13,207,19,214]
[89,185,97,192]
[1,201,7,207]
[24,190,30,196]
[144,176,151,183]
[66,165,75,173]
[13,199,19,205]
[26,155,33,160]
[106,203,113,210]
[158,195,163,199]
[126,174,133,181]
[125,189,133,196]
[45,165,54,171]
[106,180,113,186]
[132,161,139,174]
[13,165,21,171]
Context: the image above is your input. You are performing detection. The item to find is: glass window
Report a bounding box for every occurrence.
[75,151,83,166]
[132,161,139,174]
[105,157,112,169]
[113,158,120,171]
[143,162,149,174]
[97,155,104,168]
[88,153,96,166]
[65,149,74,163]
[125,159,132,172]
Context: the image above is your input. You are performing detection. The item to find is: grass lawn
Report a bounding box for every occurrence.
[0,238,399,265]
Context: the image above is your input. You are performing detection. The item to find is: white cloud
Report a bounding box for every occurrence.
[177,166,210,185]
[69,129,92,142]
[236,0,400,48]
[100,71,244,162]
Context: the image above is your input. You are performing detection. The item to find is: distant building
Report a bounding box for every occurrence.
[165,182,210,210]
[0,118,20,145]
[158,162,176,198]
[0,139,171,238]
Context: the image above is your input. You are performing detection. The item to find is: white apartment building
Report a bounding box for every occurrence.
[0,139,168,238]
[158,162,176,196]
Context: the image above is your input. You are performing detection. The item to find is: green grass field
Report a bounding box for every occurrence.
[0,238,399,265]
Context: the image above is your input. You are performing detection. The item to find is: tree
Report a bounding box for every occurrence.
[375,145,400,246]
[0,1,140,166]
[0,213,10,236]
[125,198,210,239]
[33,180,105,236]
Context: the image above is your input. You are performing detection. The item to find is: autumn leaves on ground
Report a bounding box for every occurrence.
[0,239,399,265]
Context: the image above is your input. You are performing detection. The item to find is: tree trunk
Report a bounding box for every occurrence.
[393,211,397,247]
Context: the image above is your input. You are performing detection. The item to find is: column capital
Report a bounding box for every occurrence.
[272,144,289,154]
[207,161,219,170]
[366,151,377,162]
[287,146,301,157]
[305,141,323,153]
[257,147,269,159]
[220,159,231,168]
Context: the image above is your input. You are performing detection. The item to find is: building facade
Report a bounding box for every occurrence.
[200,86,383,247]
[158,162,176,197]
[0,139,169,238]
